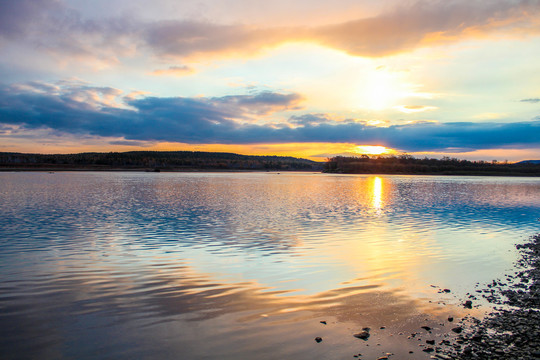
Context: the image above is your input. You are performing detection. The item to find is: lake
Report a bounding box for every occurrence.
[1,172,539,359]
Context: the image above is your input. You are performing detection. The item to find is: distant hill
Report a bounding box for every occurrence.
[516,160,540,165]
[0,151,323,171]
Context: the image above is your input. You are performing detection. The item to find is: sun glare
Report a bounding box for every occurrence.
[359,70,406,110]
[355,145,392,155]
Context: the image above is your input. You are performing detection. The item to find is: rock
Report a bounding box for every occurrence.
[315,337,322,343]
[451,326,463,334]
[422,347,434,353]
[320,321,327,325]
[421,326,432,331]
[426,340,435,345]
[463,300,473,309]
[434,354,452,360]
[447,317,454,322]
[353,331,370,340]
[471,334,483,342]
[443,289,451,293]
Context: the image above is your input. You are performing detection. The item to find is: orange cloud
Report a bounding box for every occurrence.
[395,105,438,113]
[144,1,540,60]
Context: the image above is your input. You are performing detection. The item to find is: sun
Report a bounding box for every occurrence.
[356,70,406,110]
[355,145,392,155]
[349,65,418,111]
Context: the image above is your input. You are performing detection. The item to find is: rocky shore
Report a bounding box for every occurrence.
[437,233,540,359]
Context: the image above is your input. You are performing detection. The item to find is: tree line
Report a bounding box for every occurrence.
[0,151,322,171]
[324,155,540,176]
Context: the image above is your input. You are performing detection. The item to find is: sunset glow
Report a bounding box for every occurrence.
[0,1,539,161]
[355,146,393,155]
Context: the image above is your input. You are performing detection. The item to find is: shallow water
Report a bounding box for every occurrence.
[1,172,539,359]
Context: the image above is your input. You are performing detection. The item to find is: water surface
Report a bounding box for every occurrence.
[1,172,539,359]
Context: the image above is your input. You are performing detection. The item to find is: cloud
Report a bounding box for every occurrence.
[217,92,304,116]
[0,0,59,39]
[313,0,540,57]
[151,65,195,76]
[0,0,138,66]
[394,105,438,113]
[109,140,153,146]
[2,0,539,66]
[143,21,297,59]
[1,83,540,152]
[141,1,540,59]
[521,98,540,103]
[289,114,334,126]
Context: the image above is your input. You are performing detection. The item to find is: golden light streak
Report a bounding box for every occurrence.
[371,176,383,212]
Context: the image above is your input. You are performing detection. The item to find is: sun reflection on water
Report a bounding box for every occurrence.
[371,176,383,213]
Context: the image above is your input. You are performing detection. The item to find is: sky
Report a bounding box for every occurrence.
[0,0,540,161]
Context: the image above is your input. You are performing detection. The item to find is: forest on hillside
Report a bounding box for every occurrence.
[324,155,540,176]
[0,151,322,171]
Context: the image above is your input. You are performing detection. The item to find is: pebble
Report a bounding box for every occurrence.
[353,331,370,340]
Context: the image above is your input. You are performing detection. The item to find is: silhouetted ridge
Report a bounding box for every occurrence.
[0,151,322,171]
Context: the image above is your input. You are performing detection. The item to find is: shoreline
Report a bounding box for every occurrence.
[312,233,540,359]
[426,233,540,359]
[2,167,540,177]
[0,167,316,173]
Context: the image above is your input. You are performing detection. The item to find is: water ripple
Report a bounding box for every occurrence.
[1,172,539,359]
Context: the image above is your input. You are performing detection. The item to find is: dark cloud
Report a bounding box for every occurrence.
[521,98,540,103]
[289,114,333,126]
[216,92,303,115]
[1,83,540,152]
